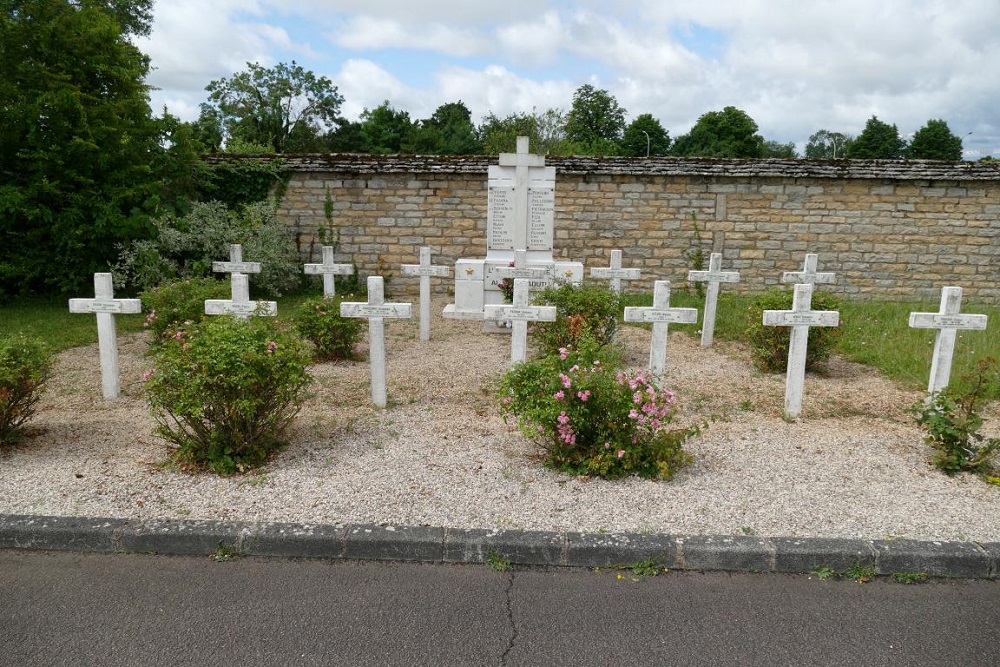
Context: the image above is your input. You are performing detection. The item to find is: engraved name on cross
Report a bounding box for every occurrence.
[591,249,641,295]
[623,281,698,384]
[304,245,354,298]
[483,279,557,365]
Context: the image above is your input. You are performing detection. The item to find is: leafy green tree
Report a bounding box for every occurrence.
[846,116,906,159]
[564,84,627,153]
[0,0,164,297]
[762,140,797,158]
[907,119,963,160]
[671,106,765,158]
[326,119,367,153]
[805,130,851,158]
[205,61,344,153]
[478,111,540,154]
[621,114,670,157]
[407,101,480,155]
[359,101,414,154]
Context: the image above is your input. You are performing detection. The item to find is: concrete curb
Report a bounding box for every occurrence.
[1,514,997,579]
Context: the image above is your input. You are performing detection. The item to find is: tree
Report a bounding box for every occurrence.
[621,114,670,157]
[762,140,797,158]
[671,106,764,158]
[407,101,480,155]
[205,61,344,153]
[478,111,540,155]
[907,119,963,160]
[0,0,164,297]
[846,116,906,159]
[359,101,414,154]
[805,130,851,158]
[564,84,626,153]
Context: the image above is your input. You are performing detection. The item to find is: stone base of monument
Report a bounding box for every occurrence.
[443,258,584,333]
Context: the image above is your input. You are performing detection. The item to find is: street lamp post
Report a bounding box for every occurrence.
[641,130,650,157]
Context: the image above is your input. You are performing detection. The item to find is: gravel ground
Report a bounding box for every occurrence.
[3,295,999,542]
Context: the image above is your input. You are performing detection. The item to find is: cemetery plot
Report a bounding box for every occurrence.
[687,252,740,348]
[590,249,641,295]
[763,283,840,420]
[304,245,354,298]
[401,247,450,342]
[909,286,988,394]
[68,272,141,400]
[340,277,412,408]
[483,279,556,364]
[623,281,698,383]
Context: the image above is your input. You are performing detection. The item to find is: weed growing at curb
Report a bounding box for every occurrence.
[487,551,511,572]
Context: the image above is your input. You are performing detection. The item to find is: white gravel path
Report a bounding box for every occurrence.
[3,296,999,542]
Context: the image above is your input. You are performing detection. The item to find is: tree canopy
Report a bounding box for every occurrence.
[846,116,906,159]
[671,106,764,158]
[621,114,670,157]
[0,0,165,296]
[407,101,479,155]
[564,84,626,154]
[358,101,414,154]
[205,61,344,153]
[907,119,963,160]
[805,130,851,158]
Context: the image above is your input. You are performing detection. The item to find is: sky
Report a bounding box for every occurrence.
[138,0,1000,157]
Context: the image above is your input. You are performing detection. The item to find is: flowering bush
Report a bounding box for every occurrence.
[294,295,363,361]
[140,277,229,341]
[533,282,622,357]
[499,351,699,480]
[145,316,313,474]
[0,335,54,446]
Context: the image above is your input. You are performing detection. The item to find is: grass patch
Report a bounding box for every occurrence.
[0,298,146,352]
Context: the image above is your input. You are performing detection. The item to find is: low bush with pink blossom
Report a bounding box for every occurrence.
[498,342,700,480]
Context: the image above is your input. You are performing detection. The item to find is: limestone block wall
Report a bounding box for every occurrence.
[210,154,1000,302]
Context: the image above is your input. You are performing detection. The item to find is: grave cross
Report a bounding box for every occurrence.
[623,281,698,384]
[483,278,556,365]
[762,283,840,420]
[401,247,450,341]
[68,273,142,400]
[340,277,413,408]
[207,244,276,318]
[590,249,641,294]
[304,245,354,298]
[781,253,835,285]
[908,286,988,394]
[492,249,550,284]
[688,252,741,348]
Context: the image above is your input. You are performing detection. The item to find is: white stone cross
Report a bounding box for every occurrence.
[590,249,641,294]
[68,273,141,400]
[340,276,413,408]
[401,247,450,341]
[205,273,277,318]
[304,245,354,298]
[492,249,550,284]
[623,281,698,384]
[212,244,262,276]
[781,253,835,285]
[687,252,741,348]
[908,286,988,394]
[762,283,840,420]
[483,279,557,365]
[499,136,548,252]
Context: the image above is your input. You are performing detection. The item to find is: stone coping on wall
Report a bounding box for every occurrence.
[204,153,1000,182]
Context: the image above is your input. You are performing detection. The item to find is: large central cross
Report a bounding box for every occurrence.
[498,136,547,251]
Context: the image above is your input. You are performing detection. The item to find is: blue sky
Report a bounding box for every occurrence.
[139,0,1000,156]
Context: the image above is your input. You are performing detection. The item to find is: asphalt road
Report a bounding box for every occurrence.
[3,550,998,666]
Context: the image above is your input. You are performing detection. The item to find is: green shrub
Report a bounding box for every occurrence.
[745,287,843,373]
[294,295,363,361]
[145,317,313,474]
[533,282,623,357]
[140,277,230,341]
[499,353,699,480]
[113,200,301,297]
[0,335,54,446]
[912,357,999,476]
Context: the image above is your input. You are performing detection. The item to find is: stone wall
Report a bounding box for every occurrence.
[209,154,1000,301]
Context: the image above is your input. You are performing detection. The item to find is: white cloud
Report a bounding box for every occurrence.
[331,16,488,56]
[334,60,418,120]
